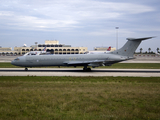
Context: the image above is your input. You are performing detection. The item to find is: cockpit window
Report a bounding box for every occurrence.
[14,58,19,61]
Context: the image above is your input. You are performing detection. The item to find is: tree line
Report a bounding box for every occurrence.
[138,48,159,54]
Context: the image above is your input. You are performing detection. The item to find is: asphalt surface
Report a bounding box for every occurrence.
[0,68,160,77]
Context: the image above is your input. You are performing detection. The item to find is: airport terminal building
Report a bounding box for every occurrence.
[0,47,13,56]
[0,40,88,55]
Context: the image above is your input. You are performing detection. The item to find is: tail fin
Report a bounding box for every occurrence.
[111,37,154,58]
[43,47,47,51]
[107,46,111,51]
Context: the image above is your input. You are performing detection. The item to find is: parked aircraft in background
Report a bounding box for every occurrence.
[155,52,160,55]
[24,47,48,56]
[85,46,111,54]
[11,37,154,71]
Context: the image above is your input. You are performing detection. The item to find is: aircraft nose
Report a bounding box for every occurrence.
[11,56,26,67]
[11,57,20,66]
[11,60,16,65]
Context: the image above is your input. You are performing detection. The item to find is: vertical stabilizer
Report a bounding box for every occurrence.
[111,37,154,58]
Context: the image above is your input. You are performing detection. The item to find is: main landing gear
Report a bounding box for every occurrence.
[83,66,91,72]
[25,67,28,71]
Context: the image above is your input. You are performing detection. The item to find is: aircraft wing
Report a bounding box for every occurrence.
[63,60,105,67]
[64,58,124,67]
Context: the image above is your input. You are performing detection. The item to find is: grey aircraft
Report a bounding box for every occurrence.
[11,37,154,71]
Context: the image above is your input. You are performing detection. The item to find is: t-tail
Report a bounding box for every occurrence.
[111,37,155,58]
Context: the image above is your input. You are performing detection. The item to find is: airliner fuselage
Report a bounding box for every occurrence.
[11,53,127,67]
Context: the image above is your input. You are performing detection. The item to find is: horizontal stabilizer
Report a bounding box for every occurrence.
[127,36,155,41]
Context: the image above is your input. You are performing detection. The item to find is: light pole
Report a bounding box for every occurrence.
[116,27,119,50]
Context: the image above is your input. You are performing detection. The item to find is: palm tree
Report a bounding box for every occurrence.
[140,48,143,53]
[148,48,151,53]
[157,48,159,53]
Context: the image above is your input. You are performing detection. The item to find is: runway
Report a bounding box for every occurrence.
[0,68,160,77]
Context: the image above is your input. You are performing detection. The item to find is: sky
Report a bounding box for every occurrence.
[0,0,160,52]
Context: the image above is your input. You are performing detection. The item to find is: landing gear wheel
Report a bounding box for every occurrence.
[87,68,91,72]
[25,68,28,71]
[83,67,91,72]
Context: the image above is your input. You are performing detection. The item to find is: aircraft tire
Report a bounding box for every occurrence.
[83,68,91,72]
[87,68,91,72]
[25,68,28,71]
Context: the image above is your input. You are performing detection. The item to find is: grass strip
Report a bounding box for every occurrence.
[0,76,160,120]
